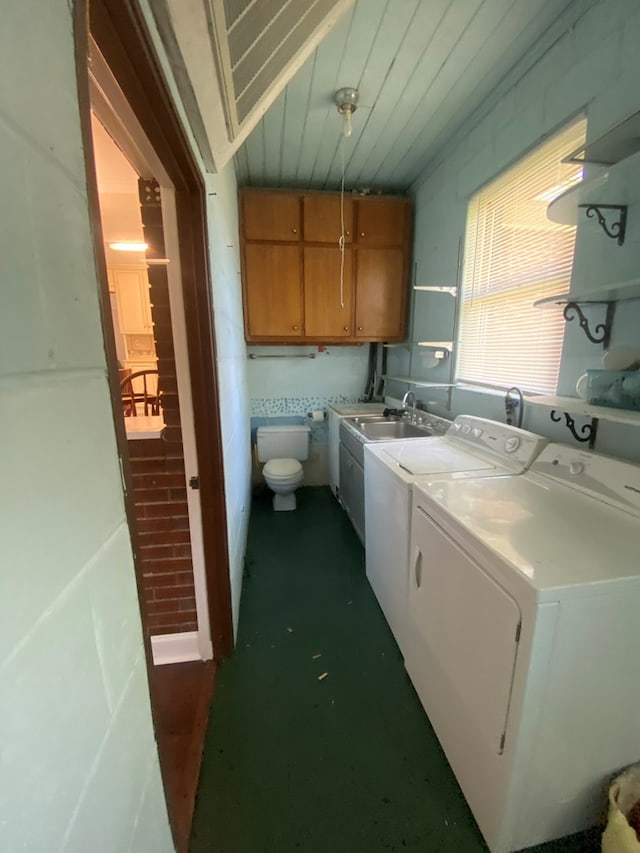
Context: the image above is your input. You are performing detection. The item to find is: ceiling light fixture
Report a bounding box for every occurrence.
[334,87,359,138]
[109,241,148,252]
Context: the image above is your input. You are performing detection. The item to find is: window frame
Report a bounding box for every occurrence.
[454,117,587,396]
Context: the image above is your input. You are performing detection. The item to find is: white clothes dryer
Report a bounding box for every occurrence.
[407,443,640,853]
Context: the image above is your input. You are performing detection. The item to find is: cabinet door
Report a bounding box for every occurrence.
[355,248,406,339]
[241,191,300,241]
[356,197,410,246]
[339,444,365,544]
[112,266,153,333]
[303,247,353,338]
[328,409,340,498]
[243,244,303,339]
[303,194,353,244]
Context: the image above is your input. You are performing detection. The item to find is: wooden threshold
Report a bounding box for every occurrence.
[151,660,216,853]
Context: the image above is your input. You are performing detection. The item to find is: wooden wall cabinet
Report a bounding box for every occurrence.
[303,246,353,338]
[243,243,303,338]
[240,188,411,343]
[241,191,300,242]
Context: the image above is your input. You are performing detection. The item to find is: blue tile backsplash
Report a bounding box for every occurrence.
[250,395,359,445]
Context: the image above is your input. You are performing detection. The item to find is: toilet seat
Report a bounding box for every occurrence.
[263,459,302,478]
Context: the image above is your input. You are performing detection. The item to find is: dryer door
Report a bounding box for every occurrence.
[408,503,521,755]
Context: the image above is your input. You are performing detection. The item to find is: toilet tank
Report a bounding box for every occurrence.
[257,425,310,462]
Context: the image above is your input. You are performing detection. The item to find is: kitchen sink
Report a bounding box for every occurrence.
[342,414,436,442]
[346,415,392,425]
[355,419,433,439]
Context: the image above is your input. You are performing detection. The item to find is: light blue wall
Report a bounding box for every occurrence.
[247,344,372,481]
[387,0,640,464]
[247,344,371,415]
[0,3,172,851]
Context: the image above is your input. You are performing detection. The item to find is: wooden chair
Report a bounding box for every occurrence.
[120,369,161,417]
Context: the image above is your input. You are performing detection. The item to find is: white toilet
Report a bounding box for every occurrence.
[256,424,311,511]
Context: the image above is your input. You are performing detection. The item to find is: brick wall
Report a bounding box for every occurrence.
[129,439,197,634]
[129,179,197,636]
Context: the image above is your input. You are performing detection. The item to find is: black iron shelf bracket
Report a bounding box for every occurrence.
[550,410,599,449]
[562,301,614,348]
[578,203,628,245]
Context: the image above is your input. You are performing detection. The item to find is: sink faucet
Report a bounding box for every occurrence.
[401,390,416,423]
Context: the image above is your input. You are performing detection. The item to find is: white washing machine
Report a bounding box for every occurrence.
[407,443,640,853]
[364,415,547,660]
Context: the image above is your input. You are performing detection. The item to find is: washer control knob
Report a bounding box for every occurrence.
[569,461,585,475]
[472,427,483,438]
[453,422,462,431]
[462,424,472,435]
[504,437,520,453]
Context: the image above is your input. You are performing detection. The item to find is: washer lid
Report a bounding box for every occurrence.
[382,438,497,476]
[264,459,302,477]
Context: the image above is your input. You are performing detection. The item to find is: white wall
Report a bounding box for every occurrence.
[389,0,640,463]
[206,165,252,633]
[0,3,172,852]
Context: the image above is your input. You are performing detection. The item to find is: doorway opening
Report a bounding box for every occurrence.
[90,104,210,660]
[76,0,235,847]
[82,0,234,662]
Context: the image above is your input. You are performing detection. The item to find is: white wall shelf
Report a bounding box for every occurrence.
[414,285,457,296]
[526,395,640,426]
[546,171,609,226]
[547,169,627,245]
[548,112,640,241]
[383,341,452,352]
[533,277,640,349]
[534,277,640,307]
[383,375,455,389]
[566,109,640,166]
[417,341,452,351]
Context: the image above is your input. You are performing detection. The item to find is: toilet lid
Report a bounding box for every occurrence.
[264,459,302,477]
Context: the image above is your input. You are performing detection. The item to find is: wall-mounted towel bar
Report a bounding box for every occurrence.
[248,353,317,359]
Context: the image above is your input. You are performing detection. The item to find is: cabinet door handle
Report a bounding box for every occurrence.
[357,326,363,331]
[413,548,423,589]
[343,325,349,331]
[345,230,350,236]
[292,228,298,234]
[360,232,365,237]
[292,324,299,330]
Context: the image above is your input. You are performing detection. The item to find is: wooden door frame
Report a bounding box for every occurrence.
[74,0,234,660]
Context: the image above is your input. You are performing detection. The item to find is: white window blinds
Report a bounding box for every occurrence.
[456,117,587,395]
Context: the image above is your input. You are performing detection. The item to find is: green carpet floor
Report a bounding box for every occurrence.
[189,487,602,853]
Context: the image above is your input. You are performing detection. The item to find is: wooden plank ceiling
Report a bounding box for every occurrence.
[234,0,579,193]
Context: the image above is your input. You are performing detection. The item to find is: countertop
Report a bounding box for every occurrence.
[328,402,388,415]
[125,415,165,440]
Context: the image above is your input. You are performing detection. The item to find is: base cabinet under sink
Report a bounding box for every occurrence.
[339,442,365,544]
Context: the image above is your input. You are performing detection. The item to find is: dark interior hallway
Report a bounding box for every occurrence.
[188,487,601,853]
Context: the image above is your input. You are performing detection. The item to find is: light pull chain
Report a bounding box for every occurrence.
[339,142,346,309]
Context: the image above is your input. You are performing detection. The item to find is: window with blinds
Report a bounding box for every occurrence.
[456,117,587,395]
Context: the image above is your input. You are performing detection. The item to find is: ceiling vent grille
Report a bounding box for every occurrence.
[211,0,345,128]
